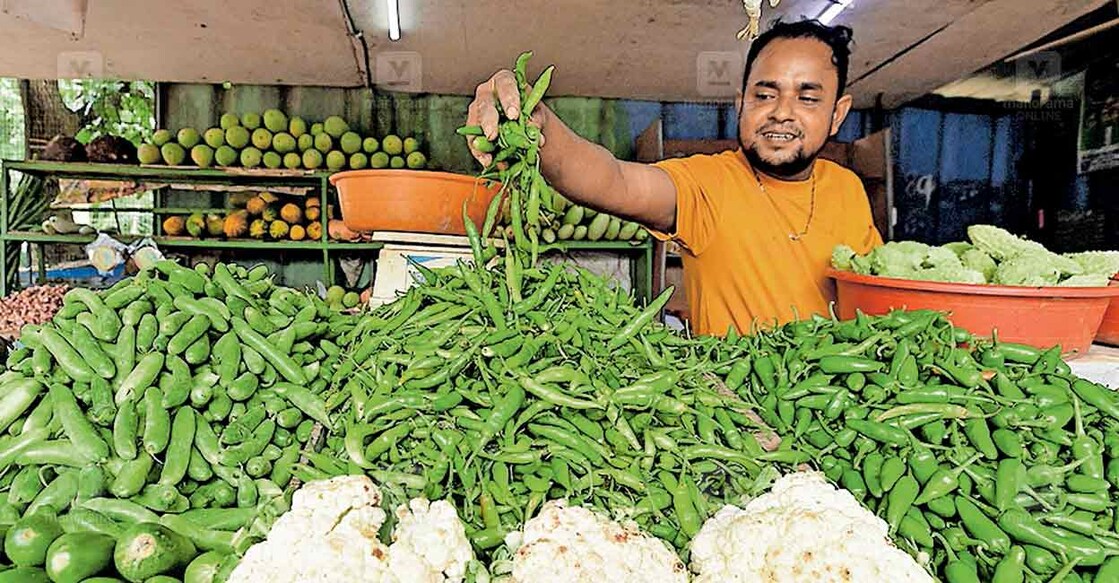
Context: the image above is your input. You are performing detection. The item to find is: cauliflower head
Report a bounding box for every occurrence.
[505,500,687,583]
[230,475,391,583]
[389,498,475,583]
[229,476,474,583]
[689,471,933,583]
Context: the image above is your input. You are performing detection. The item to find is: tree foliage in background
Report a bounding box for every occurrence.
[0,79,26,160]
[57,80,155,146]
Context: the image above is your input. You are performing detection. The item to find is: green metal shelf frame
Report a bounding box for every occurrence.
[1,160,656,301]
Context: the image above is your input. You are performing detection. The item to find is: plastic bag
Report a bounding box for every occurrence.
[84,233,129,275]
[127,238,165,272]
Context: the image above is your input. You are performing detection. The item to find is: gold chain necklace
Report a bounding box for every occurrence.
[752,166,817,241]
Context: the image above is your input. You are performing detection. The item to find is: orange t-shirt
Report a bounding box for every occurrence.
[652,149,882,336]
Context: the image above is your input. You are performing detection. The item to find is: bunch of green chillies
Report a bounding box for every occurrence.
[457,51,560,265]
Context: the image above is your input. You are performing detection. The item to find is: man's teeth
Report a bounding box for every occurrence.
[764,132,797,141]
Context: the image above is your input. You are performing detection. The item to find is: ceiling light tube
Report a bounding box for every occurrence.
[819,0,853,25]
[387,0,401,41]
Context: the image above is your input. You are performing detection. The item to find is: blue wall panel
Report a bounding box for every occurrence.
[620,100,663,142]
[662,103,721,140]
[891,107,1026,244]
[940,114,992,182]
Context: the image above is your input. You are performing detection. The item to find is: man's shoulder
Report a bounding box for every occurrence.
[652,149,743,173]
[817,158,861,183]
[817,158,867,199]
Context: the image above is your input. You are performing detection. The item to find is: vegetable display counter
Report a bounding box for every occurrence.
[2,253,1119,581]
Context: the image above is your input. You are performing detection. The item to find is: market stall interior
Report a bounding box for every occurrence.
[1,0,1119,581]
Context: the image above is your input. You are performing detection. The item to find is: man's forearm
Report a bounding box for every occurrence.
[530,105,677,232]
[536,106,628,215]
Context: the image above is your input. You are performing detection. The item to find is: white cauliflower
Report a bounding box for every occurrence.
[504,499,687,583]
[690,471,932,583]
[229,475,475,583]
[389,498,475,582]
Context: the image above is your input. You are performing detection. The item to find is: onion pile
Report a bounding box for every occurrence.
[0,284,70,335]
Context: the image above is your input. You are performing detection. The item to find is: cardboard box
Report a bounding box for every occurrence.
[369,243,475,306]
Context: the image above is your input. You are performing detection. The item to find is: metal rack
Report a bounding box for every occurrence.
[1,160,656,301]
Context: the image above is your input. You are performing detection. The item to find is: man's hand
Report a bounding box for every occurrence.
[465,69,545,167]
[463,67,677,234]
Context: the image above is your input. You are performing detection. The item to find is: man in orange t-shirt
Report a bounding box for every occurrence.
[465,19,882,336]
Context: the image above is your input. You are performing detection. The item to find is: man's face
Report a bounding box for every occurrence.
[737,37,853,179]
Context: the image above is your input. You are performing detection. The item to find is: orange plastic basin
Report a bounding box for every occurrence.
[330,170,501,236]
[1096,279,1119,347]
[829,269,1119,356]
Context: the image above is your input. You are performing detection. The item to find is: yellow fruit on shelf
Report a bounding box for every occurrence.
[280,203,303,224]
[269,221,290,240]
[261,206,279,222]
[162,216,186,236]
[186,213,206,238]
[305,197,321,209]
[305,206,321,223]
[223,210,249,238]
[246,196,267,216]
[228,192,254,208]
[306,222,323,241]
[259,191,280,204]
[249,219,267,239]
[328,219,360,241]
[289,224,307,241]
[206,214,225,237]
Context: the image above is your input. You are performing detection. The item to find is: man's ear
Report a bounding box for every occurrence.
[830,94,854,136]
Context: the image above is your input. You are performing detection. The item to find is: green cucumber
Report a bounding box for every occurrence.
[45,532,116,583]
[183,550,229,583]
[0,567,51,583]
[4,512,63,567]
[113,523,197,582]
[604,216,622,240]
[586,212,613,239]
[563,206,585,226]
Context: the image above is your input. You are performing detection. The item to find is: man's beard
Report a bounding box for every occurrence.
[738,134,820,180]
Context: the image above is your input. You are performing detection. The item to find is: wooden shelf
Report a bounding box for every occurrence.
[5,160,330,186]
[1,230,382,252]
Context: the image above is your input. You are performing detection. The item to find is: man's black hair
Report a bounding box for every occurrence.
[741,19,854,98]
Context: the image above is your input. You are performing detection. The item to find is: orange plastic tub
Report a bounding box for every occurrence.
[1096,279,1119,347]
[330,170,501,236]
[829,269,1119,356]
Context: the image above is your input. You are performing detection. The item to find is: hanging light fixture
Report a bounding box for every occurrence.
[386,0,401,41]
[819,0,854,25]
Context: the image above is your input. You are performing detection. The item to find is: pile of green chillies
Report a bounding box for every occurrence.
[730,309,1119,582]
[305,249,802,555]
